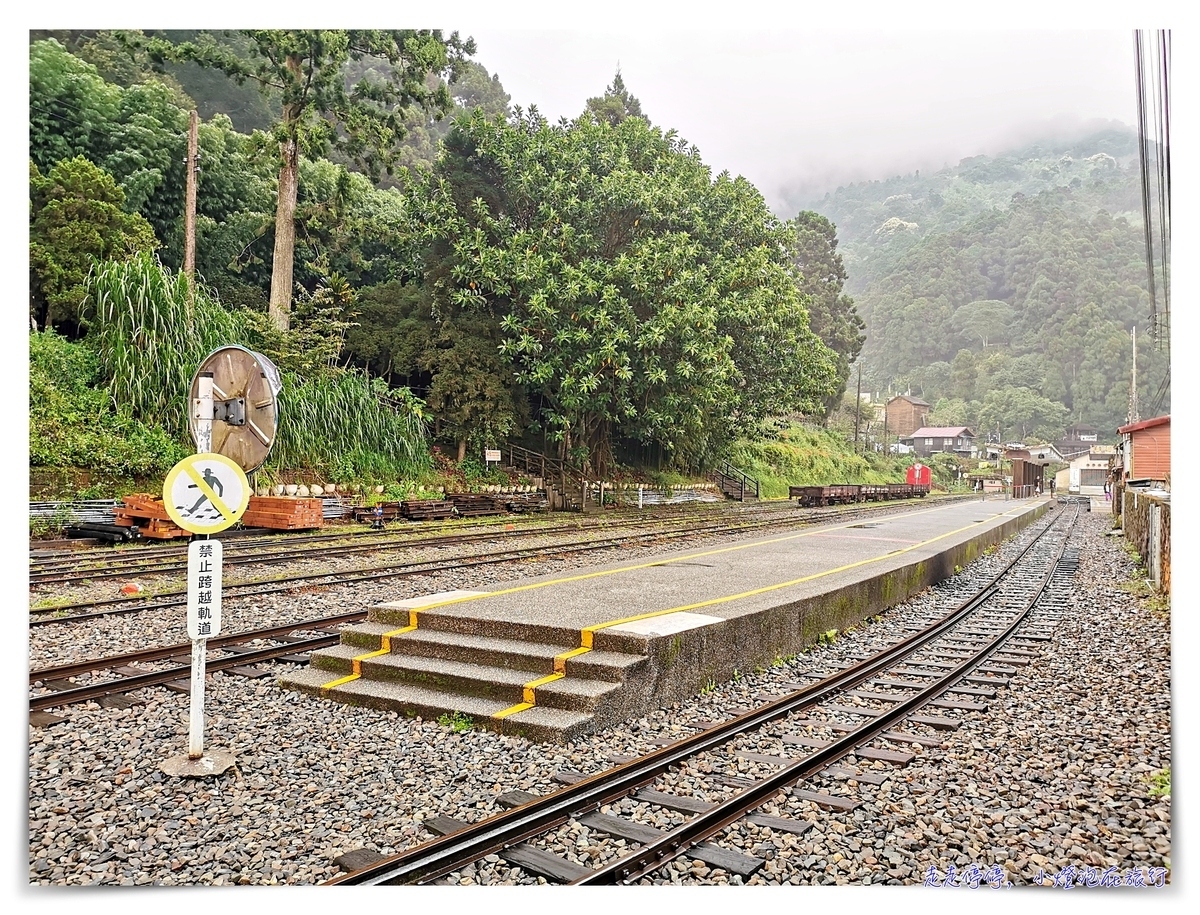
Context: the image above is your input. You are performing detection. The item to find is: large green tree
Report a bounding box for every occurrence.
[138,29,476,330]
[408,110,838,473]
[789,211,865,415]
[29,157,158,331]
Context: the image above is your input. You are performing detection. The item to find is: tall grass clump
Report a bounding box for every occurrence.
[83,251,250,435]
[269,372,430,481]
[81,254,430,481]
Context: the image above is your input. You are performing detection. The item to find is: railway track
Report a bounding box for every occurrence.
[28,519,625,585]
[324,507,1077,886]
[29,613,357,712]
[30,496,977,625]
[28,501,738,567]
[29,495,979,584]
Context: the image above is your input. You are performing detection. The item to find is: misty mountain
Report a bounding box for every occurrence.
[800,124,1168,441]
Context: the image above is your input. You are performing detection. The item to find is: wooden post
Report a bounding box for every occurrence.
[183,110,199,284]
[854,361,862,454]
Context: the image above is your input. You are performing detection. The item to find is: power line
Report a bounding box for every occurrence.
[1133,29,1171,355]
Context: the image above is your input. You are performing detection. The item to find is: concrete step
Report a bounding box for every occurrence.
[386,628,646,683]
[335,619,646,683]
[279,667,593,742]
[304,643,623,713]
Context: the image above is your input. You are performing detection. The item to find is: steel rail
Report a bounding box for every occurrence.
[28,520,611,581]
[578,511,1077,884]
[28,501,751,567]
[31,498,970,625]
[29,611,367,684]
[30,494,975,575]
[325,508,1065,886]
[29,630,344,711]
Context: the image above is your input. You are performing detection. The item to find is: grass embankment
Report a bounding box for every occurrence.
[726,424,913,499]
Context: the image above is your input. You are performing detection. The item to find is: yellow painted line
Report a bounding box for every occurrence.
[183,464,234,521]
[491,672,566,719]
[522,672,564,703]
[493,501,1029,720]
[320,609,420,692]
[356,501,960,624]
[553,646,592,673]
[578,502,1030,643]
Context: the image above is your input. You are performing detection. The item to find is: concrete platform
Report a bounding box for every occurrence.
[280,496,1051,741]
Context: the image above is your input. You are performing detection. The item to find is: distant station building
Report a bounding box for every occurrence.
[1055,445,1117,497]
[1057,423,1101,461]
[903,426,976,458]
[884,395,931,439]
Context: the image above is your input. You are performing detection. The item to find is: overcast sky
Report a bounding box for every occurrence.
[12,6,1157,215]
[453,28,1137,215]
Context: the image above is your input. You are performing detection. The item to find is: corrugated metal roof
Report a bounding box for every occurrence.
[909,426,975,438]
[1118,415,1170,434]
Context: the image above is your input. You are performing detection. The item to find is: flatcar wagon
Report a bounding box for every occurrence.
[789,484,860,507]
[789,481,930,507]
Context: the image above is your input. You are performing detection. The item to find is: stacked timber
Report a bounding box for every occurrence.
[350,502,402,523]
[400,499,457,521]
[113,493,188,540]
[445,493,504,518]
[504,491,549,513]
[241,496,323,530]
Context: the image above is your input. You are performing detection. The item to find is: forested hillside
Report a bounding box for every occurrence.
[802,126,1169,441]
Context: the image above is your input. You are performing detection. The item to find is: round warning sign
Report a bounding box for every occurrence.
[163,453,251,535]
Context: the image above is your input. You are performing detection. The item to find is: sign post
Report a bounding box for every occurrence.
[186,539,222,757]
[160,453,249,778]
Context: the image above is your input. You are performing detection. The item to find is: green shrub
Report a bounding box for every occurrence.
[725,422,910,498]
[29,329,189,477]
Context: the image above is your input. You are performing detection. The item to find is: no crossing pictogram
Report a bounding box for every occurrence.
[163,453,250,535]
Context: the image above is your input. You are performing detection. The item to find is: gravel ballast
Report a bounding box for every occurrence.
[27,506,1171,886]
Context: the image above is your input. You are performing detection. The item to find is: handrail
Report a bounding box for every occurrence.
[711,459,759,500]
[505,443,570,481]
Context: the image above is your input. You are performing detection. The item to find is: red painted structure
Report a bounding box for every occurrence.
[906,463,932,486]
[1117,415,1170,483]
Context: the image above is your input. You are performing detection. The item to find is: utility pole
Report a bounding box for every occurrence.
[1129,326,1140,423]
[854,362,862,454]
[183,110,200,292]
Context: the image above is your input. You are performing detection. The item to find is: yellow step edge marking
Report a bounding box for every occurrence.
[553,646,591,673]
[320,609,420,692]
[522,672,565,703]
[493,502,1029,720]
[492,701,534,719]
[492,671,565,719]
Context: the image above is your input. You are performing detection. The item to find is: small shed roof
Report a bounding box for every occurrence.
[1117,415,1170,435]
